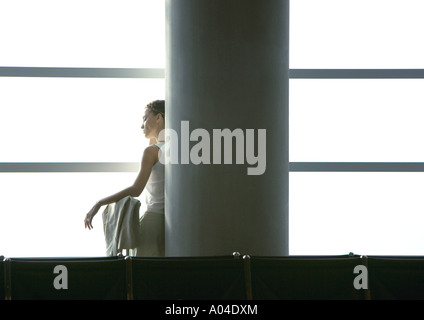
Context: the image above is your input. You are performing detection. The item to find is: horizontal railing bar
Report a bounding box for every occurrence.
[0,67,164,78]
[289,69,424,79]
[0,162,139,172]
[290,162,424,172]
[2,67,424,79]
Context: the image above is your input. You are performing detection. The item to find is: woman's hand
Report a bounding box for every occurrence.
[84,203,101,230]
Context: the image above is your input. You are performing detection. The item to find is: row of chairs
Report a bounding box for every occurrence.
[1,253,424,300]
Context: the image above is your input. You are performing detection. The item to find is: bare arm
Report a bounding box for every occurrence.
[84,145,159,229]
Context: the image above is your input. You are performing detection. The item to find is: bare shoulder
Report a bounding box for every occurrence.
[142,144,160,162]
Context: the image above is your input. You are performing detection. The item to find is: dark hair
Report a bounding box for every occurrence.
[146,100,165,118]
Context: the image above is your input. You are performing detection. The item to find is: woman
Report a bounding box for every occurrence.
[84,100,165,256]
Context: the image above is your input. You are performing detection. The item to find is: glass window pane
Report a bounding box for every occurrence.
[290,172,424,255]
[0,0,165,68]
[0,172,145,257]
[289,79,424,162]
[0,77,164,162]
[290,0,424,68]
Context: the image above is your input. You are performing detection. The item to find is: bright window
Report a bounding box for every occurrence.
[0,0,165,68]
[0,0,164,257]
[2,1,424,258]
[0,172,142,257]
[0,77,164,162]
[290,172,424,255]
[289,0,424,256]
[289,79,424,162]
[290,0,424,68]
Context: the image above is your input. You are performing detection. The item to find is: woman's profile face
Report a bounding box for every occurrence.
[141,109,160,139]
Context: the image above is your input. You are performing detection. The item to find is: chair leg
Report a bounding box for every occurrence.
[243,255,253,300]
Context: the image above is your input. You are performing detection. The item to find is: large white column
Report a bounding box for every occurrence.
[165,0,289,256]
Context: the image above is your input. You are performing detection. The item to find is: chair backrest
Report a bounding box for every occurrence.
[248,255,366,300]
[367,255,424,300]
[8,256,127,300]
[130,255,247,300]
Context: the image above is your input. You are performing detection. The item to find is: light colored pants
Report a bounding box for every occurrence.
[132,211,165,257]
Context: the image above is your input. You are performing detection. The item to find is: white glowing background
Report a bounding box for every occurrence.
[1,0,424,257]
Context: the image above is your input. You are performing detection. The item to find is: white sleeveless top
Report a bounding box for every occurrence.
[145,142,164,213]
